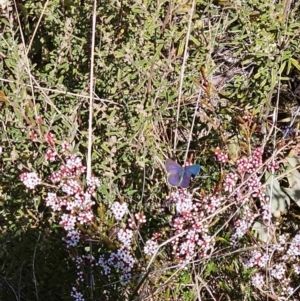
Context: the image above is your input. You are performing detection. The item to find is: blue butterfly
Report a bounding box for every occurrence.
[165,159,200,188]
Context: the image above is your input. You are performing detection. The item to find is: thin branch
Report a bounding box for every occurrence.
[173,0,196,153]
[87,0,97,180]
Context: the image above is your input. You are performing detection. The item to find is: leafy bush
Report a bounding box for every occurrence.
[1,0,300,300]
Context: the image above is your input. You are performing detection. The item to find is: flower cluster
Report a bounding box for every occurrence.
[111,201,128,220]
[73,254,96,281]
[214,146,300,297]
[97,227,136,285]
[118,228,133,248]
[287,234,300,257]
[70,254,96,300]
[62,229,81,247]
[29,131,38,141]
[245,250,269,268]
[20,172,41,189]
[231,205,259,241]
[236,148,263,175]
[45,148,57,161]
[224,172,238,193]
[24,144,96,222]
[71,287,85,301]
[217,147,274,242]
[268,160,279,173]
[50,155,86,183]
[202,194,224,214]
[128,212,147,229]
[215,147,229,163]
[97,202,144,285]
[45,131,55,146]
[20,136,101,301]
[260,196,272,222]
[40,151,100,242]
[164,189,217,263]
[144,239,159,255]
[45,168,99,237]
[246,233,300,297]
[144,232,162,255]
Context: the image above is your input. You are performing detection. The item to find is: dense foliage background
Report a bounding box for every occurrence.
[1,0,300,300]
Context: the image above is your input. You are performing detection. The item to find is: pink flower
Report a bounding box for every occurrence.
[36,116,43,124]
[111,202,128,220]
[29,131,38,141]
[215,147,229,163]
[20,172,41,189]
[61,141,70,152]
[45,132,55,146]
[45,148,57,162]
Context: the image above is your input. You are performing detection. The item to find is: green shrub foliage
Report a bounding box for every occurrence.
[1,0,300,300]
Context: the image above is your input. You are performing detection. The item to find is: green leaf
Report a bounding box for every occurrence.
[265,171,289,215]
[177,39,185,57]
[101,143,111,154]
[285,154,300,167]
[289,57,300,71]
[281,187,300,207]
[189,35,200,46]
[252,221,271,242]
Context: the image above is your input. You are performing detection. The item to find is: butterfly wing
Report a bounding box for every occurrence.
[165,159,181,173]
[168,173,182,186]
[180,165,201,188]
[166,159,182,186]
[184,165,201,177]
[166,159,200,187]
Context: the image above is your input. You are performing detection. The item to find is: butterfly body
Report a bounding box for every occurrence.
[165,159,200,188]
